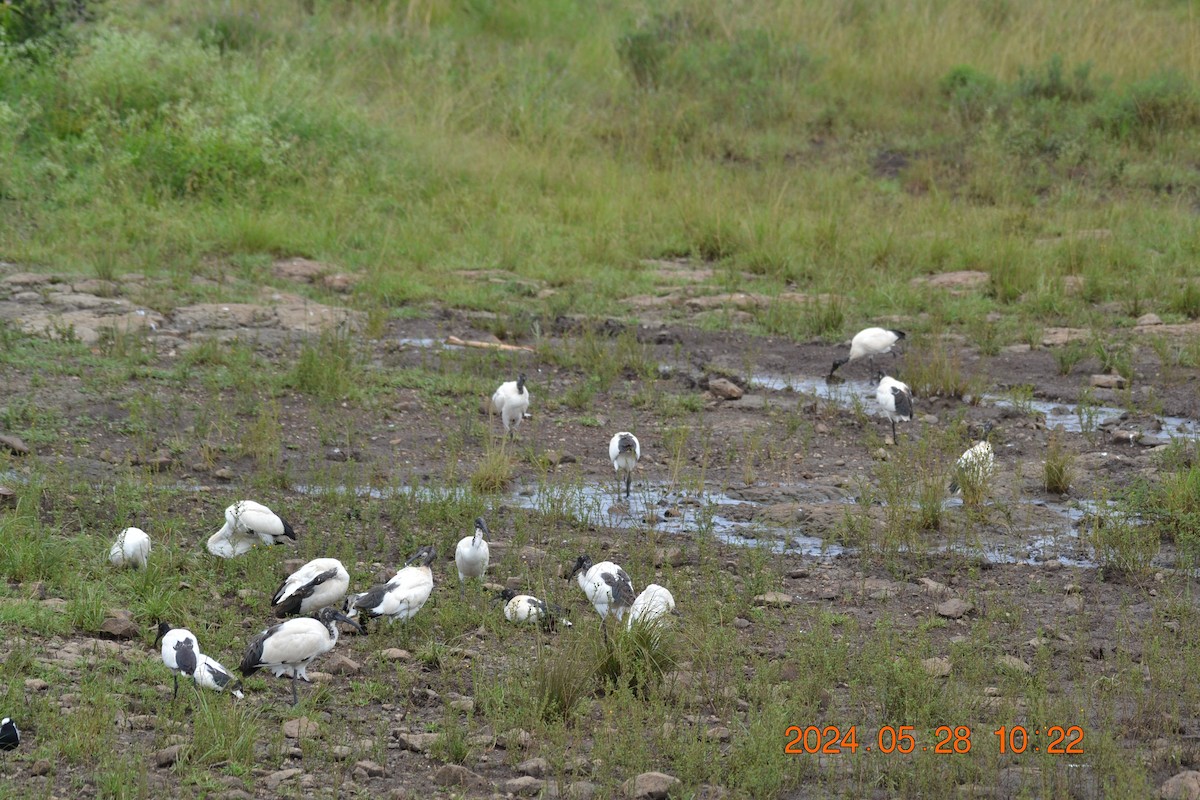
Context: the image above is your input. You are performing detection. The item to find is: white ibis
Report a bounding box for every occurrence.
[271,558,350,617]
[193,654,245,699]
[499,588,572,630]
[0,718,19,751]
[565,555,635,622]
[950,423,996,494]
[109,527,150,569]
[345,546,436,627]
[154,622,200,699]
[455,518,490,584]
[874,371,913,443]
[627,583,677,628]
[609,432,641,498]
[829,327,906,378]
[491,373,531,438]
[206,500,296,558]
[239,606,364,705]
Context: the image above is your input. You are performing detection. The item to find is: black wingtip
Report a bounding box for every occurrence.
[891,329,907,340]
[281,519,296,540]
[948,479,959,494]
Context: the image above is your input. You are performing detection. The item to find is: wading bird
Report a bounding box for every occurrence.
[239,606,364,706]
[499,588,572,631]
[206,500,296,558]
[829,327,906,379]
[109,527,150,569]
[154,622,200,699]
[627,583,677,628]
[193,653,245,699]
[609,432,641,499]
[566,554,635,622]
[271,558,350,618]
[491,373,531,438]
[454,518,490,586]
[0,718,18,751]
[950,422,996,494]
[345,546,436,627]
[874,371,913,443]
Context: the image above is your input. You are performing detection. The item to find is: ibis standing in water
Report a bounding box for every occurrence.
[154,622,200,699]
[874,371,913,443]
[627,583,677,628]
[345,546,436,627]
[271,558,350,617]
[239,606,364,705]
[499,588,572,631]
[454,518,490,587]
[491,373,531,438]
[0,718,18,751]
[608,432,641,499]
[206,500,296,558]
[566,554,636,622]
[829,327,906,379]
[109,527,151,569]
[950,422,996,494]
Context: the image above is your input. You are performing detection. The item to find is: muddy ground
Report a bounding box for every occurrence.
[1,264,1199,799]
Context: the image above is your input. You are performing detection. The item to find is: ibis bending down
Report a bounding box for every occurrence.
[566,555,636,622]
[627,583,677,628]
[874,372,913,443]
[154,622,200,699]
[192,653,245,699]
[499,588,572,631]
[0,718,18,751]
[109,527,151,569]
[271,558,350,617]
[609,432,641,498]
[239,606,364,705]
[454,518,490,585]
[950,423,996,494]
[206,500,296,558]
[491,373,531,438]
[345,546,436,627]
[829,327,906,379]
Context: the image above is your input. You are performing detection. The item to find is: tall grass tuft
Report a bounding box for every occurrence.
[1043,432,1074,494]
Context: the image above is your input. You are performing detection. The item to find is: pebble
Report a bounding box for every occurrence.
[623,771,681,800]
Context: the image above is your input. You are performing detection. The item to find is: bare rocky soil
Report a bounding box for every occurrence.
[2,262,1200,799]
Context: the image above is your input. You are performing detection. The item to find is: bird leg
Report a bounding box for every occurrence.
[291,672,299,706]
[624,472,631,499]
[891,420,898,443]
[172,673,179,700]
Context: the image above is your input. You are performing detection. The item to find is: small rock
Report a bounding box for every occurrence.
[624,771,682,800]
[1137,313,1163,327]
[732,617,752,629]
[449,698,475,713]
[1160,771,1200,800]
[567,782,599,800]
[324,654,361,675]
[506,776,546,796]
[936,599,973,619]
[395,732,439,753]
[918,577,949,595]
[706,726,731,742]
[381,648,411,661]
[265,768,303,790]
[517,757,550,777]
[282,717,320,739]
[996,655,1032,674]
[155,744,185,767]
[708,378,744,400]
[432,764,492,790]
[212,467,234,481]
[1090,373,1127,390]
[98,614,140,640]
[330,745,354,760]
[922,657,952,678]
[31,760,52,776]
[1112,430,1141,445]
[24,678,48,691]
[355,760,385,777]
[752,592,792,608]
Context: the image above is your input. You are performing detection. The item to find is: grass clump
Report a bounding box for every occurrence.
[471,448,513,494]
[1043,432,1074,494]
[288,327,361,403]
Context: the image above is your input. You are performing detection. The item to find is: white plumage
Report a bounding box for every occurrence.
[566,555,636,621]
[455,518,490,583]
[193,653,245,699]
[500,588,572,630]
[874,372,913,443]
[239,606,364,705]
[271,558,350,617]
[491,373,531,437]
[609,432,641,498]
[109,527,151,569]
[627,583,677,628]
[829,327,906,378]
[206,500,296,558]
[345,546,436,625]
[950,423,996,494]
[154,622,200,699]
